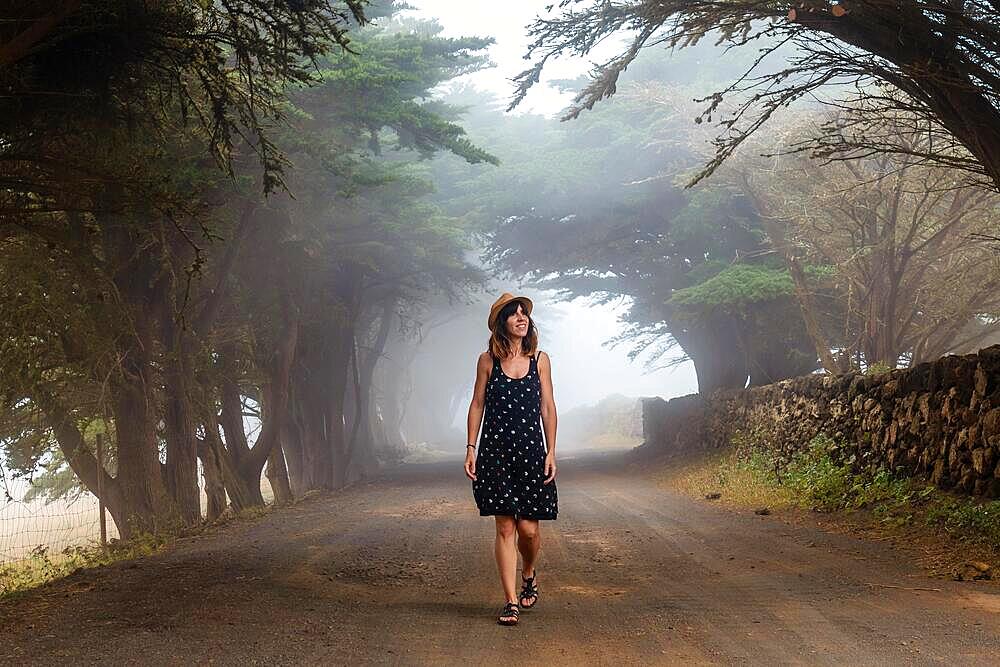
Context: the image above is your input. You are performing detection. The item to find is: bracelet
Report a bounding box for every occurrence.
[466,444,476,449]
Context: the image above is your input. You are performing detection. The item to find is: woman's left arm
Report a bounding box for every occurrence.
[538,351,558,483]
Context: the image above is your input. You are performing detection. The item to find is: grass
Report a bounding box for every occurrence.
[0,479,281,600]
[660,433,1000,575]
[0,534,165,600]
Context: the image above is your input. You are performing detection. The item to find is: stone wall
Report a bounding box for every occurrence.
[633,345,1000,497]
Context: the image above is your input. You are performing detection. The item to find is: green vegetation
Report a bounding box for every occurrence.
[0,2,496,538]
[864,362,895,376]
[699,434,1000,547]
[670,264,794,308]
[0,536,164,600]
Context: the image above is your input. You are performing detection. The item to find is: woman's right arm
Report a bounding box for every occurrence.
[465,352,492,479]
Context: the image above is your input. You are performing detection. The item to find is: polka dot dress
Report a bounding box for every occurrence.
[472,352,558,520]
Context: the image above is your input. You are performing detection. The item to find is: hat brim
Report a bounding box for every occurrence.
[488,294,533,329]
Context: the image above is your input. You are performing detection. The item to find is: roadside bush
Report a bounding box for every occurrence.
[730,433,1000,547]
[0,534,164,599]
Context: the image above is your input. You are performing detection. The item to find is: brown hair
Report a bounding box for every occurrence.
[488,299,538,360]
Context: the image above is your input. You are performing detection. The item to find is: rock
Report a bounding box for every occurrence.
[971,448,993,476]
[959,470,977,493]
[953,561,992,581]
[645,347,1000,508]
[983,408,1000,435]
[917,393,931,423]
[974,364,989,396]
[948,445,963,469]
[754,507,771,516]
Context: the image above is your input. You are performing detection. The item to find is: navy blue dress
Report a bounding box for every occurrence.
[472,352,558,520]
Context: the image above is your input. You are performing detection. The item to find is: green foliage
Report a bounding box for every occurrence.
[290,16,498,175]
[0,3,494,518]
[925,497,1000,544]
[0,535,164,600]
[728,433,1000,546]
[864,361,894,376]
[1,0,370,195]
[776,434,857,512]
[430,48,818,388]
[670,264,794,310]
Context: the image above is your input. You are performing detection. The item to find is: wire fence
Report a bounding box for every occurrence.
[1,466,117,565]
[1,463,279,566]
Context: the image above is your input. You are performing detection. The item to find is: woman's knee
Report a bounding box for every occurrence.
[495,516,516,538]
[516,519,539,540]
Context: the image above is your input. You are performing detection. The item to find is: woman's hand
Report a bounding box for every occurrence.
[543,453,557,484]
[464,448,477,481]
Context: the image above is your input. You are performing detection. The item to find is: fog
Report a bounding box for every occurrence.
[404,1,593,115]
[399,289,695,458]
[4,0,999,548]
[392,1,702,451]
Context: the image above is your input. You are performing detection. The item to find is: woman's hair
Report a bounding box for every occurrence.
[488,299,538,360]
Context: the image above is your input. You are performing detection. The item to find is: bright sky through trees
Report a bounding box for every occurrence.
[406,1,700,407]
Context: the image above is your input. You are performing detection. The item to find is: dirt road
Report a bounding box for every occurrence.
[2,450,999,665]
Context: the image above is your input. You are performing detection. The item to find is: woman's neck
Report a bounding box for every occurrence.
[506,335,524,358]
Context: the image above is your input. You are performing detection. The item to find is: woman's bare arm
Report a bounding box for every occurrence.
[465,352,492,465]
[538,351,558,469]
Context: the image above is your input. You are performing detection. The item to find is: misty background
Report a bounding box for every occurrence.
[5,0,998,550]
[375,1,710,457]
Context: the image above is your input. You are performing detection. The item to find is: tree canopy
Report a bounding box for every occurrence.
[0,2,496,537]
[511,1,1000,191]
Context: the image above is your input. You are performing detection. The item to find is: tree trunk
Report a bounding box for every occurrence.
[239,299,300,497]
[199,372,264,511]
[345,299,394,480]
[293,378,332,491]
[36,392,128,537]
[197,429,227,522]
[328,324,355,489]
[218,341,252,467]
[94,194,181,536]
[108,273,180,533]
[112,365,181,535]
[753,205,846,375]
[281,391,308,498]
[792,4,1000,192]
[744,302,819,385]
[161,323,202,523]
[261,368,294,505]
[672,316,750,393]
[266,444,293,505]
[375,361,408,455]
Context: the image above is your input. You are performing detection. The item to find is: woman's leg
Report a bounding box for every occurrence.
[494,515,518,603]
[516,518,540,578]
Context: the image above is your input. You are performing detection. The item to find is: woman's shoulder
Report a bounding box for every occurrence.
[478,350,495,367]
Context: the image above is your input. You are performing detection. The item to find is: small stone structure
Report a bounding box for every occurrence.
[633,345,1000,497]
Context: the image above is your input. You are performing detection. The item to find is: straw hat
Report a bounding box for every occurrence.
[488,292,533,330]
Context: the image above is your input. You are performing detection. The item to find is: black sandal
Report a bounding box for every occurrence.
[519,572,539,608]
[497,601,519,625]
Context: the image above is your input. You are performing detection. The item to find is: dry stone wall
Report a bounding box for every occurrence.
[633,345,1000,498]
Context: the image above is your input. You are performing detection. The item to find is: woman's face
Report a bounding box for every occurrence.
[505,303,530,338]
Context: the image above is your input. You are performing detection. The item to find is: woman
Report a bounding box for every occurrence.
[465,292,559,626]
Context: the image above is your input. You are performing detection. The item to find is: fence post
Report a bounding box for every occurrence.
[96,433,107,548]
